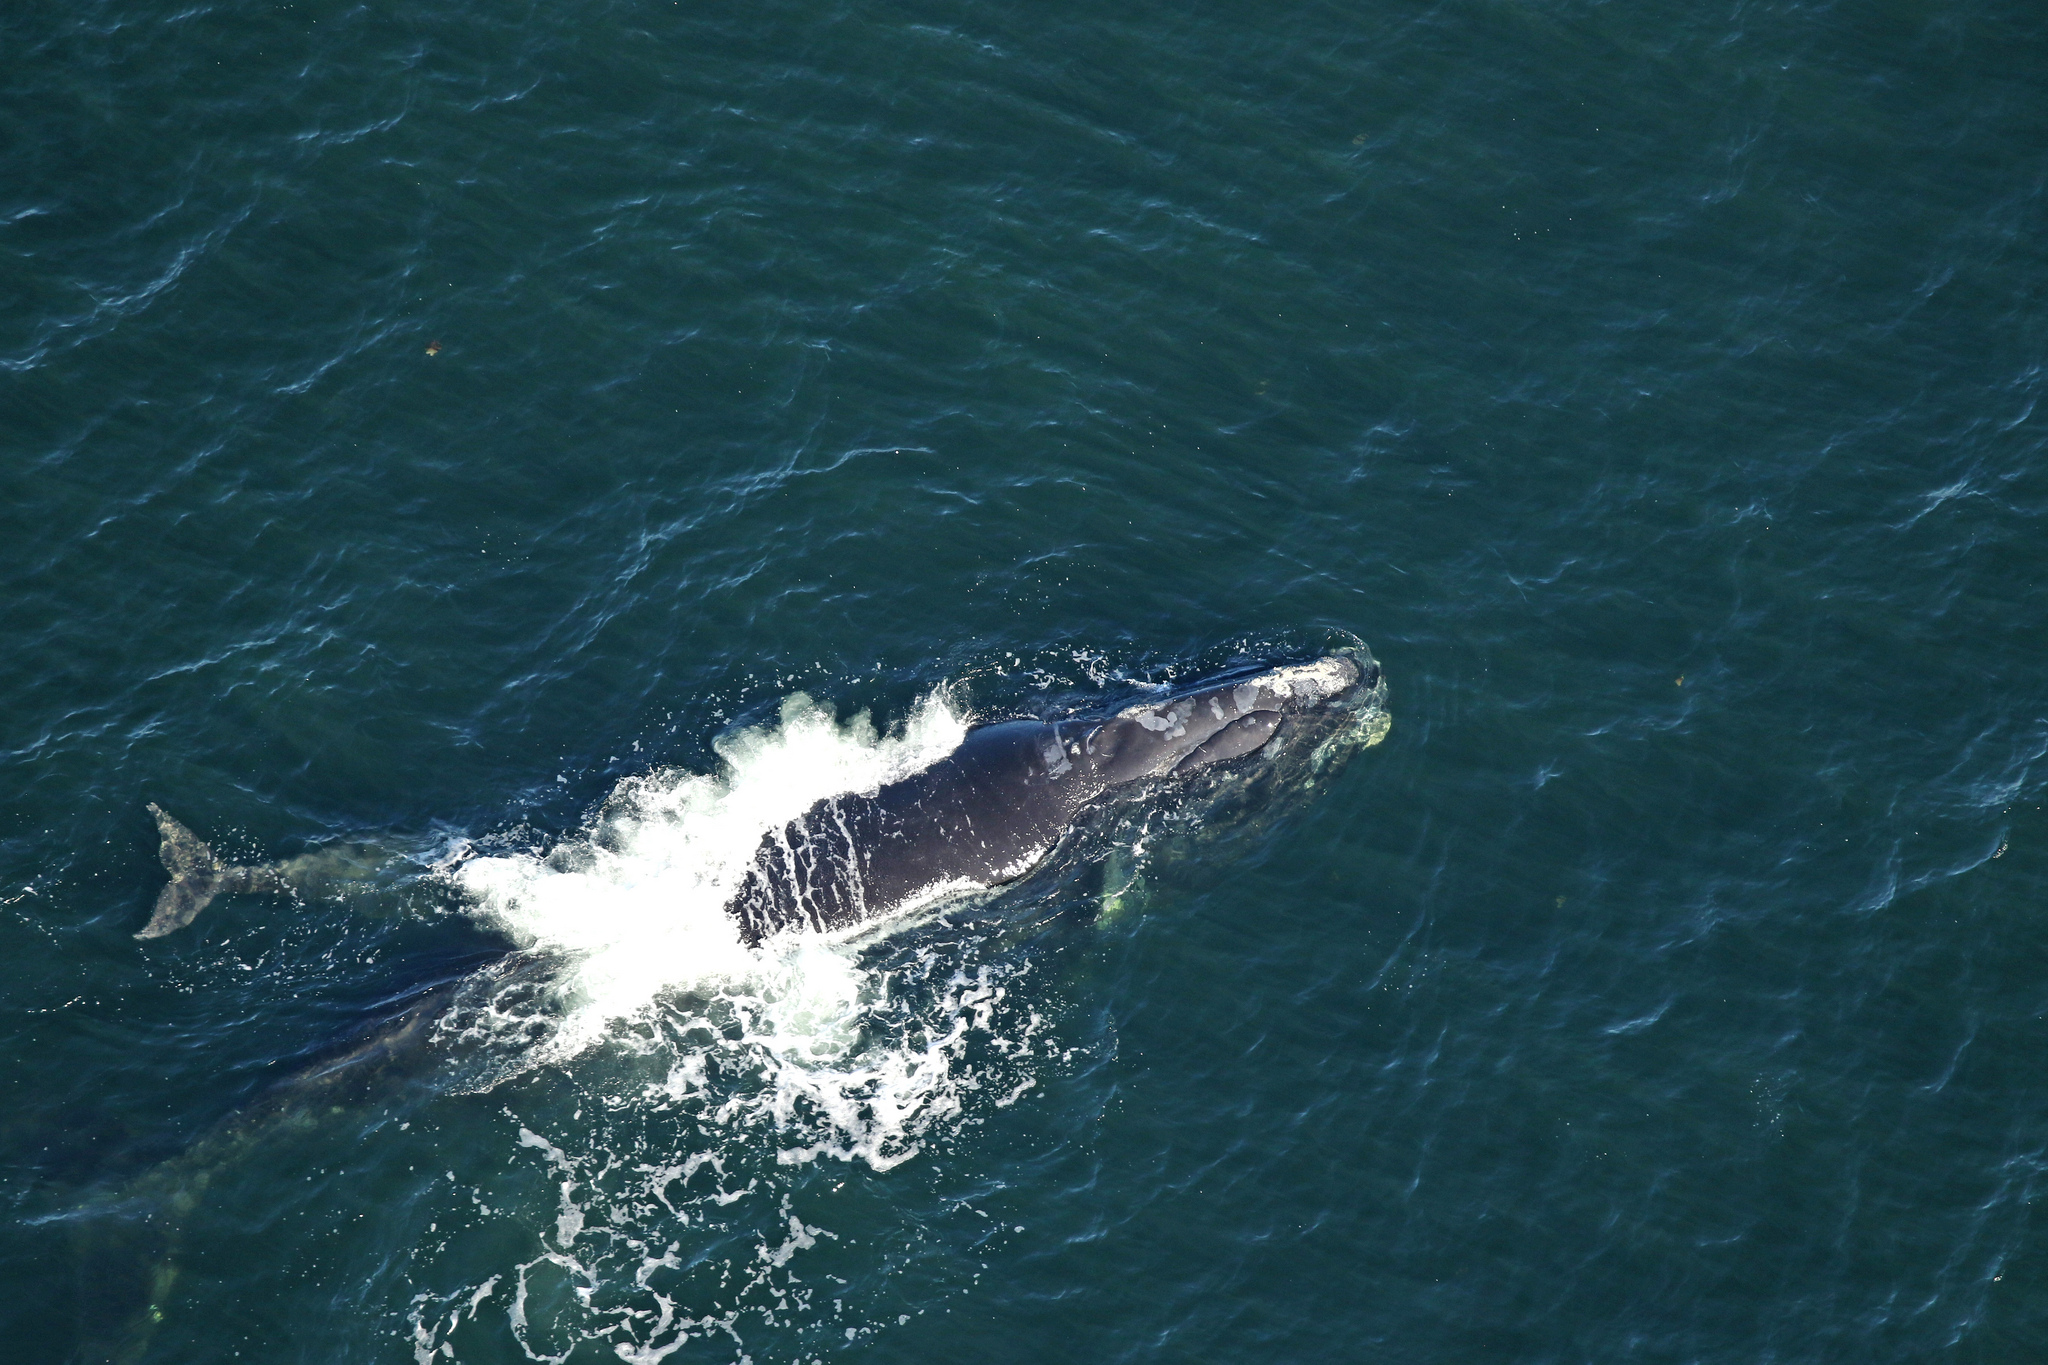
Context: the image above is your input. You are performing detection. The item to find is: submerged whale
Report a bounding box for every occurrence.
[140,651,1388,947]
[86,651,1386,1362]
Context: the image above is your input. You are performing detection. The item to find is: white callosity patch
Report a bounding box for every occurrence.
[1116,657,1356,738]
[407,691,1068,1363]
[1124,701,1190,737]
[1249,656,1357,703]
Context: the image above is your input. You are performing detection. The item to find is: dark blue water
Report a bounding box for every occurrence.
[5,0,2047,1360]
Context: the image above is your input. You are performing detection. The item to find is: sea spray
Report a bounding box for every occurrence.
[407,689,1069,1362]
[447,689,969,1063]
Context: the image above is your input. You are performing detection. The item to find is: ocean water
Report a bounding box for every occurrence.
[4,0,2046,1360]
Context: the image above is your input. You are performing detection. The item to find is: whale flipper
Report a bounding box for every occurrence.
[136,805,283,940]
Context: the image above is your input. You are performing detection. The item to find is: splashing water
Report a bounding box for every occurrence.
[450,689,970,1061]
[405,690,1077,1362]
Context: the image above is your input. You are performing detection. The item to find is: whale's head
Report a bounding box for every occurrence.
[1074,650,1389,790]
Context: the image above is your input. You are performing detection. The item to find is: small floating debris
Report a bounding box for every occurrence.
[425,340,443,356]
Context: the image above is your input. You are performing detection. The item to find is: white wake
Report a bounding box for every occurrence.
[405,690,1075,1363]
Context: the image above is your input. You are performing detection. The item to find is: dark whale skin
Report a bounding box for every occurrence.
[723,652,1383,946]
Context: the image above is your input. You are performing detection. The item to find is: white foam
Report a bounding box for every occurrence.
[405,689,1075,1362]
[448,689,969,1060]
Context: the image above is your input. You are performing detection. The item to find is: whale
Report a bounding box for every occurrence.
[135,803,386,939]
[134,803,287,938]
[140,650,1388,947]
[723,650,1387,945]
[89,651,1386,1362]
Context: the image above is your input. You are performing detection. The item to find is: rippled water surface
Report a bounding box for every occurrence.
[5,0,2047,1360]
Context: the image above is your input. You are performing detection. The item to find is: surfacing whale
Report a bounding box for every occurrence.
[724,650,1386,943]
[141,650,1389,947]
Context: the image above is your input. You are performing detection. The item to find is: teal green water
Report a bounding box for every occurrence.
[5,0,2047,1360]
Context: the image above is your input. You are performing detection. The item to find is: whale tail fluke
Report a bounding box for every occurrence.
[135,805,282,940]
